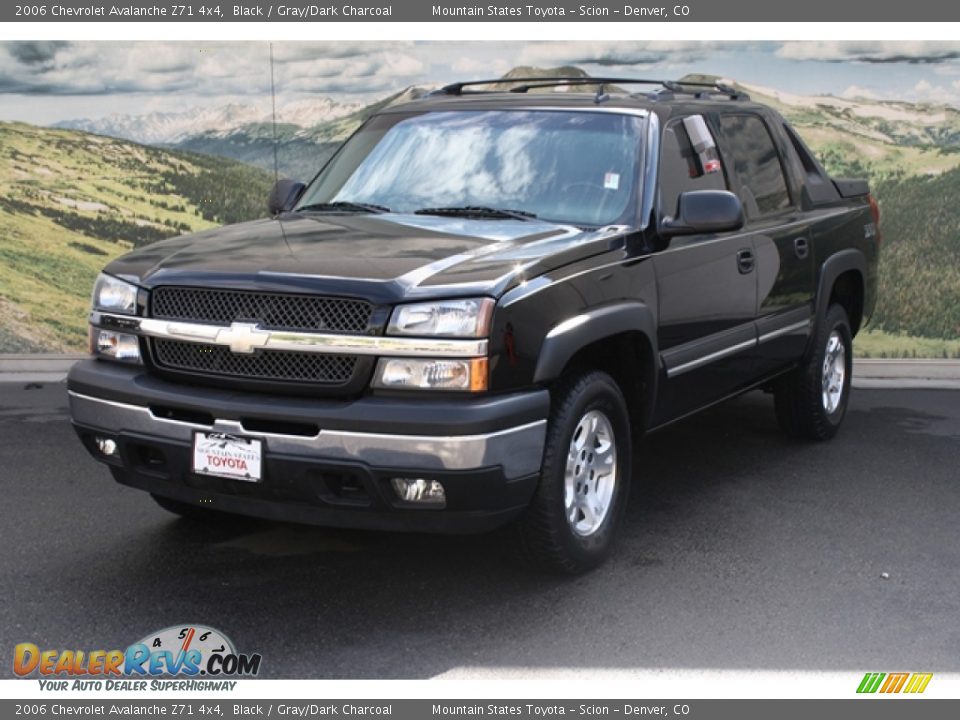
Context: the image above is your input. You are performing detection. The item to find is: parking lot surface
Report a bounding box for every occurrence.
[2,382,958,678]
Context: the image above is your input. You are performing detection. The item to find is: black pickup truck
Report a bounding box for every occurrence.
[68,77,880,573]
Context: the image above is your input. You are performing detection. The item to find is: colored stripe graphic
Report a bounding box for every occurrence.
[857,673,886,693]
[880,673,909,693]
[904,673,933,694]
[857,672,932,694]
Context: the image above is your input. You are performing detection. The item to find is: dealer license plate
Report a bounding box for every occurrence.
[192,432,263,482]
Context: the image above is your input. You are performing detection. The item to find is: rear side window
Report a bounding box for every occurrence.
[782,122,840,204]
[659,116,727,218]
[718,114,791,217]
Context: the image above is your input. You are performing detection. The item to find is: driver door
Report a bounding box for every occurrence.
[651,115,760,425]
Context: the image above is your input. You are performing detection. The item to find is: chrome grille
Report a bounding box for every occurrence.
[151,287,372,334]
[152,340,357,385]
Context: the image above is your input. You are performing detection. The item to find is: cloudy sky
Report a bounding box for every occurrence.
[3,40,960,124]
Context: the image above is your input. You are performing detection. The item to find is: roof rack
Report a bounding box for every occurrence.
[431,77,750,101]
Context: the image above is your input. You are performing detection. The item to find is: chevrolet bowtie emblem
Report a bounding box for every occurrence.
[215,322,270,354]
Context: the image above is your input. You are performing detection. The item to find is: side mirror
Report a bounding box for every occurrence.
[661,190,744,238]
[268,179,306,216]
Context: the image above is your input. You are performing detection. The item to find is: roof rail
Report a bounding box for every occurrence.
[645,81,751,102]
[431,77,749,101]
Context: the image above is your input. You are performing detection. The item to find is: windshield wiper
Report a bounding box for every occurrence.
[297,201,390,214]
[414,205,537,221]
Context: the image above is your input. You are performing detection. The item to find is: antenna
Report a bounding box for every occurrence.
[269,42,280,183]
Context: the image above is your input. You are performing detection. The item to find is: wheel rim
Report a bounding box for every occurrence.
[564,409,618,537]
[822,330,847,414]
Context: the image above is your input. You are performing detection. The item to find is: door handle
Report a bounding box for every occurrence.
[794,237,810,259]
[737,248,755,274]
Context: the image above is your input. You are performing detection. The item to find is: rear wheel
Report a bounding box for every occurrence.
[773,303,853,441]
[513,370,632,574]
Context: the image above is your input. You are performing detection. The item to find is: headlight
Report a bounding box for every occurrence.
[92,273,138,315]
[374,357,488,392]
[89,328,142,364]
[387,298,494,338]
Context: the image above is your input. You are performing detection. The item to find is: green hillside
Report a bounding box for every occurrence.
[869,170,960,340]
[0,122,273,352]
[175,127,338,182]
[778,104,960,356]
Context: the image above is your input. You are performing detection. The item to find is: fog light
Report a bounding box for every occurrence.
[391,478,446,506]
[374,357,488,392]
[96,437,118,456]
[92,328,141,363]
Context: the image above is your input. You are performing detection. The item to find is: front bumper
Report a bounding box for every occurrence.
[67,360,549,533]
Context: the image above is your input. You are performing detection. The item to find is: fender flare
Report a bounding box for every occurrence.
[534,302,659,424]
[815,248,866,323]
[808,248,867,360]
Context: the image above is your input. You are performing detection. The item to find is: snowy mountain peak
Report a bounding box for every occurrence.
[55,97,362,145]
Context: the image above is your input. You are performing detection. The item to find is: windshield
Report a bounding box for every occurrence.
[296,110,645,227]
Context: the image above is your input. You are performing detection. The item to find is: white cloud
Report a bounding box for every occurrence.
[776,41,960,64]
[893,79,960,107]
[841,85,879,100]
[515,41,750,69]
[451,56,510,76]
[0,42,428,97]
[272,42,414,64]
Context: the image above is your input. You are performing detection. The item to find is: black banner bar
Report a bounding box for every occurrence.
[5,0,960,23]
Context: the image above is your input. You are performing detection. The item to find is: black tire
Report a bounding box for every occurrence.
[773,304,853,441]
[512,370,632,574]
[150,493,230,521]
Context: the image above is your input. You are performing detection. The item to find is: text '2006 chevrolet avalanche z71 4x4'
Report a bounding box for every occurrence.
[68,77,880,573]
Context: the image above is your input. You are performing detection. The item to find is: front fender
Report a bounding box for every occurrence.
[533,301,658,382]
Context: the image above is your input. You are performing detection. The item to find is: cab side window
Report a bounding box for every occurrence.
[718,114,791,218]
[659,116,727,220]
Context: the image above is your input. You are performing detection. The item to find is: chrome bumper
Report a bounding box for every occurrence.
[68,391,547,480]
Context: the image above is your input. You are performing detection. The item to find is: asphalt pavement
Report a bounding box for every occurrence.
[1,381,959,678]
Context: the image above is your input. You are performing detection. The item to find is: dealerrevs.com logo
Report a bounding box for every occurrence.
[14,625,261,691]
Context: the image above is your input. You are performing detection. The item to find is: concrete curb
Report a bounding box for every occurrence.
[852,359,960,380]
[0,354,87,374]
[2,354,960,391]
[852,360,960,390]
[0,373,70,385]
[8,355,960,378]
[853,378,960,390]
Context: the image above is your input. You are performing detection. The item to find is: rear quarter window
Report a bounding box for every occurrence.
[718,114,791,218]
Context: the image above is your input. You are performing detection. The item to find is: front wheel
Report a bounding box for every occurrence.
[512,370,632,574]
[773,303,853,441]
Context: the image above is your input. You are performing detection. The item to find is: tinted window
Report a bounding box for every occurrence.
[782,122,839,204]
[298,110,644,227]
[719,114,791,217]
[659,117,727,218]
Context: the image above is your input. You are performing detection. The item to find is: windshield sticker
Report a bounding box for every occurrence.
[603,172,620,190]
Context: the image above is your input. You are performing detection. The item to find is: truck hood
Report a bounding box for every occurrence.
[105,212,628,302]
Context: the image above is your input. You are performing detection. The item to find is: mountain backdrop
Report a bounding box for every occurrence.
[0,122,273,352]
[55,90,422,181]
[3,68,960,356]
[56,97,361,145]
